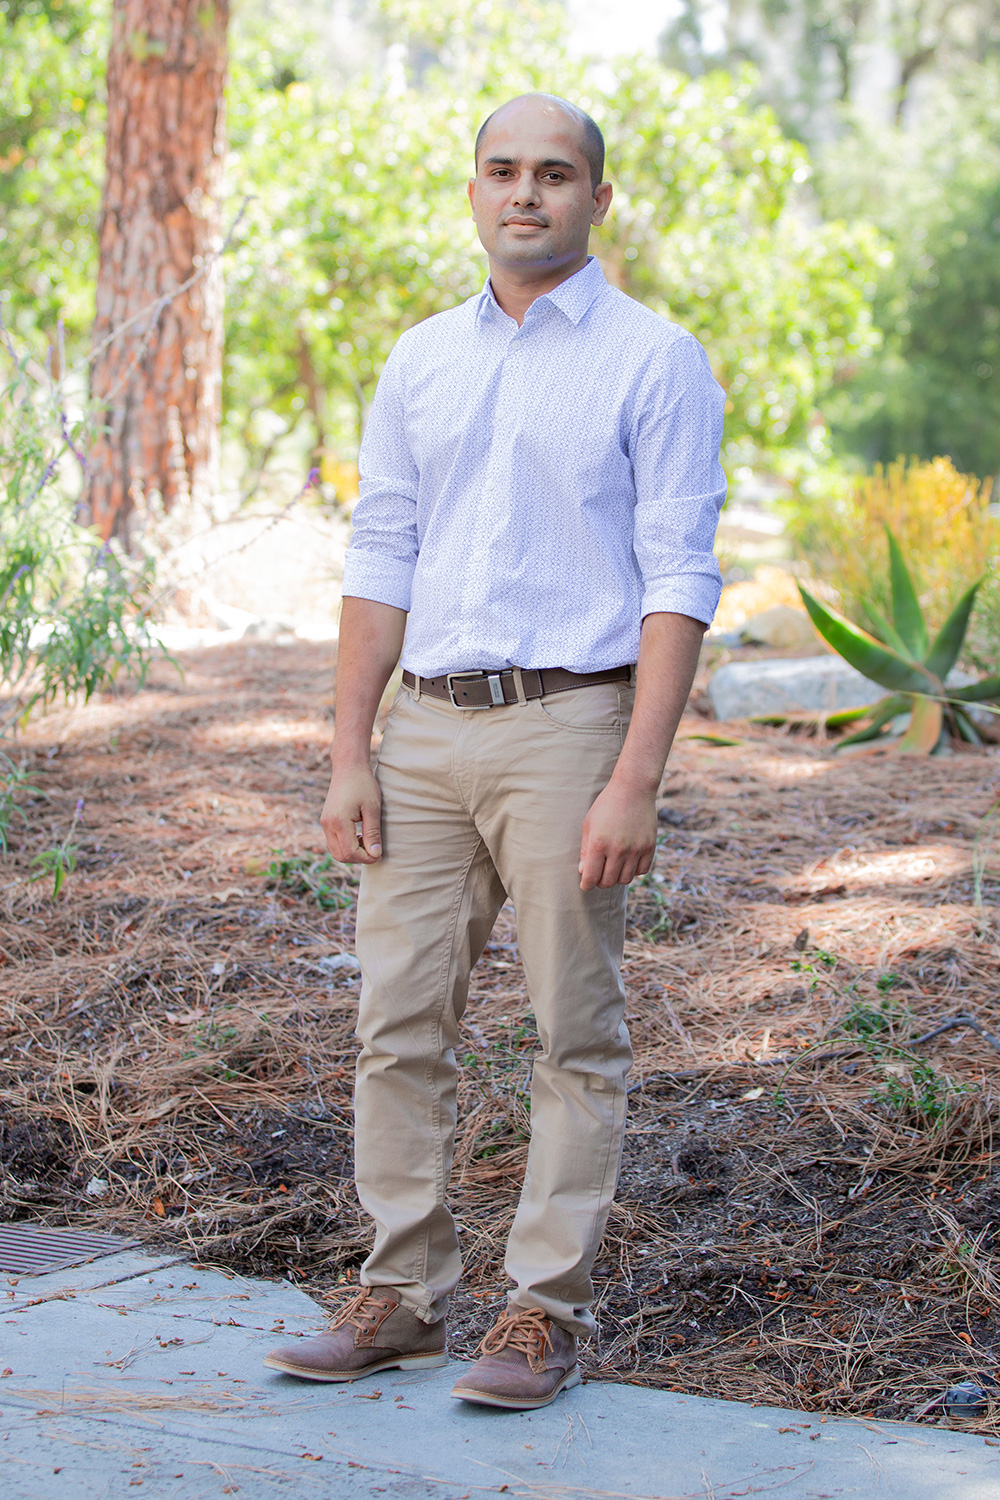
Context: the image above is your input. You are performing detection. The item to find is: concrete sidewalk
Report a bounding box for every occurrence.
[1,1249,996,1499]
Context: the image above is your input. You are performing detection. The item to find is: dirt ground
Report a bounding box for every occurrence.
[2,638,1000,1432]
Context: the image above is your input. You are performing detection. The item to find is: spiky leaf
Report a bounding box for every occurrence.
[865,603,916,662]
[897,696,943,754]
[948,675,1000,703]
[952,709,983,746]
[924,578,984,679]
[797,587,936,695]
[826,703,891,729]
[833,695,910,750]
[886,527,929,658]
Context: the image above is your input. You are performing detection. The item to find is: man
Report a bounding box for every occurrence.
[264,92,725,1410]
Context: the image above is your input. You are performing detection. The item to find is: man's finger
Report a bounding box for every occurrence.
[579,840,608,891]
[359,805,382,859]
[598,853,627,888]
[324,818,375,864]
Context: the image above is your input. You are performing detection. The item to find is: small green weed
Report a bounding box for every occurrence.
[30,797,82,899]
[872,1058,968,1122]
[790,949,838,990]
[841,997,895,1041]
[0,751,40,853]
[265,850,357,910]
[836,994,967,1123]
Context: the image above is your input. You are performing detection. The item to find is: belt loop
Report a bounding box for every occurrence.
[411,672,422,702]
[628,663,637,688]
[511,667,527,706]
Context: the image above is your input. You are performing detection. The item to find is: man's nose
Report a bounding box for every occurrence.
[511,172,541,207]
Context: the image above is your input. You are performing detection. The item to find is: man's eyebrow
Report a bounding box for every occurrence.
[483,154,579,172]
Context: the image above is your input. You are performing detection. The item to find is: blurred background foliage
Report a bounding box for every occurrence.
[0,0,997,636]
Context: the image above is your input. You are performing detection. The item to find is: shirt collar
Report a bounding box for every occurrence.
[476,255,608,327]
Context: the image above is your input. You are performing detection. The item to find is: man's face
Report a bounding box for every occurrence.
[468,99,611,275]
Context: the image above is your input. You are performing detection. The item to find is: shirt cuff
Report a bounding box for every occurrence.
[341,549,414,612]
[641,573,722,627]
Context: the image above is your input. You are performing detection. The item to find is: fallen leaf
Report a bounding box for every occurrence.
[957,1331,973,1345]
[741,1087,764,1101]
[151,1198,165,1217]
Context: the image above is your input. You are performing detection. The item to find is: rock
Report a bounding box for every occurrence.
[242,617,298,642]
[708,655,885,721]
[739,605,816,650]
[943,1379,994,1417]
[708,655,993,727]
[316,953,362,974]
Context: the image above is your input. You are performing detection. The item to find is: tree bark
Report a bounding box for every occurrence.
[87,0,228,544]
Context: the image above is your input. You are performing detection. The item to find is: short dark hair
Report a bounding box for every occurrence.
[474,95,605,192]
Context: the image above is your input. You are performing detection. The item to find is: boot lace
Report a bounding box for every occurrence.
[477,1307,553,1374]
[324,1287,395,1335]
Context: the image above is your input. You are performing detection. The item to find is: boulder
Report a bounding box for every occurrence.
[708,655,991,725]
[708,655,886,721]
[739,604,816,650]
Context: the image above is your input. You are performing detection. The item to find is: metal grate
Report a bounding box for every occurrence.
[0,1223,136,1276]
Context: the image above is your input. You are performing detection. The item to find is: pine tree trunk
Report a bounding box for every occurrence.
[88,0,228,544]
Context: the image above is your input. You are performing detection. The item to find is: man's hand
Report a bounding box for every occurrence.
[320,764,384,864]
[579,778,657,891]
[577,612,707,892]
[320,597,407,866]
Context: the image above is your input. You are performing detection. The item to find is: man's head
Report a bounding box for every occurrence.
[468,94,612,279]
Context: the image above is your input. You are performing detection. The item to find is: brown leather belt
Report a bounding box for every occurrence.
[401,664,632,711]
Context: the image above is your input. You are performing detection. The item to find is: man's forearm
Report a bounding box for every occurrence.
[330,596,408,768]
[610,610,706,794]
[578,610,706,890]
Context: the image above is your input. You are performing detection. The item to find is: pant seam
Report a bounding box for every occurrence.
[410,831,490,1297]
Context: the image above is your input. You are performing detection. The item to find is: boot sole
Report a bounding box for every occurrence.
[450,1366,582,1409]
[262,1350,448,1382]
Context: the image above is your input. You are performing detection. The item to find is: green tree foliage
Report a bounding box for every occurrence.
[818,71,1000,476]
[591,63,880,461]
[223,0,880,476]
[0,0,106,354]
[1,0,882,485]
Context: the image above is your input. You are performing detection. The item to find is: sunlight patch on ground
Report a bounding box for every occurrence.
[202,717,331,749]
[788,844,969,895]
[749,756,841,781]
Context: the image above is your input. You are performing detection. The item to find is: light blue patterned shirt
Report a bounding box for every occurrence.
[342,256,726,676]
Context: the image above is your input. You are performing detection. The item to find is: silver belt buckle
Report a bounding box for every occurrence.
[445,671,505,709]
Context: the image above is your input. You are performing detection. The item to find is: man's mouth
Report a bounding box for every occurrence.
[504,218,547,227]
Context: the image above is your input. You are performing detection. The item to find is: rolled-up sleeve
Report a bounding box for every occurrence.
[630,333,726,626]
[341,342,419,611]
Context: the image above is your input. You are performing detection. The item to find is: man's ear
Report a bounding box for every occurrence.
[591,181,613,227]
[467,178,476,212]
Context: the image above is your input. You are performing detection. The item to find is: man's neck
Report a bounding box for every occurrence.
[487,252,589,327]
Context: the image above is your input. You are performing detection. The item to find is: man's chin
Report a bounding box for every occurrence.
[490,238,559,267]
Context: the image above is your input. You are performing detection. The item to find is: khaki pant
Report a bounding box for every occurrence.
[353,677,635,1338]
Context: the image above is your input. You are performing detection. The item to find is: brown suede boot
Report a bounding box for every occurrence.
[450,1305,581,1410]
[263,1285,447,1382]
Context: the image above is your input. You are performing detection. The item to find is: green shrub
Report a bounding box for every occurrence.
[786,457,1000,670]
[1,333,165,743]
[798,524,999,752]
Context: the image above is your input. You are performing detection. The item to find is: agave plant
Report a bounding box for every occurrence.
[797,529,1000,753]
